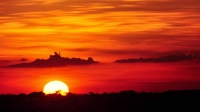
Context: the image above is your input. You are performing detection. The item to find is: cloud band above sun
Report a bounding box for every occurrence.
[0,0,200,62]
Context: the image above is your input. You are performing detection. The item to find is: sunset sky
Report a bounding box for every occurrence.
[1,0,200,94]
[1,0,200,62]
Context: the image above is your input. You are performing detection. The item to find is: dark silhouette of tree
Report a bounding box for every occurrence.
[0,90,200,112]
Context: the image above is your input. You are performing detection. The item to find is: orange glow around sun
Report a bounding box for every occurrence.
[43,80,69,96]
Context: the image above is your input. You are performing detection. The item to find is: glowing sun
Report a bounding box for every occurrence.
[43,80,69,96]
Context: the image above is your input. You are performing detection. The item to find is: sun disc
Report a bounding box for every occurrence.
[43,80,69,96]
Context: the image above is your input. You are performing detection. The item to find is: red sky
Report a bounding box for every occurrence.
[1,0,200,94]
[1,62,200,94]
[0,0,200,62]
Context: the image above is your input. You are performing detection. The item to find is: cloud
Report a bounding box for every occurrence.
[2,0,200,15]
[55,0,200,14]
[30,0,66,4]
[4,52,99,68]
[1,0,200,35]
[115,53,199,63]
[0,0,200,62]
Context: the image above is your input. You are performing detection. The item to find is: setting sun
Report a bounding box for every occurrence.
[43,80,69,96]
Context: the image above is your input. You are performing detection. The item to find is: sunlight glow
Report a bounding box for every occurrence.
[43,80,69,96]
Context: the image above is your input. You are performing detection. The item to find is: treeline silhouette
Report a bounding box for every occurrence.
[0,89,200,112]
[115,53,200,63]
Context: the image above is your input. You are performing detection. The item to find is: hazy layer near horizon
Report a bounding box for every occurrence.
[1,61,200,94]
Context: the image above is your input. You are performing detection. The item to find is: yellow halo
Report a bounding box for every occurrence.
[43,80,69,96]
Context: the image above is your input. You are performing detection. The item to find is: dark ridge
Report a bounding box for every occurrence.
[115,53,199,63]
[3,52,99,68]
[0,89,200,112]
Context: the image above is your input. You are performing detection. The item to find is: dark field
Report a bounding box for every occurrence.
[1,89,200,112]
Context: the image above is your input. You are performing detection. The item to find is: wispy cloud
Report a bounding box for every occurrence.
[0,0,200,61]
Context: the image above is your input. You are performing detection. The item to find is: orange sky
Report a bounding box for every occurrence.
[1,0,200,94]
[1,0,200,62]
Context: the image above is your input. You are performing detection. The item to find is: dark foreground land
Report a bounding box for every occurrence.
[1,89,200,112]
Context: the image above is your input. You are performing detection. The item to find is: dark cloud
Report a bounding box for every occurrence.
[4,52,99,68]
[115,53,199,63]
